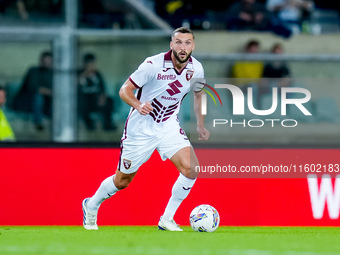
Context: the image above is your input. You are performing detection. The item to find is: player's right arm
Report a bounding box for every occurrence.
[119,79,153,116]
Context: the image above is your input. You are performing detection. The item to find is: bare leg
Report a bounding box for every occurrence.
[170,146,199,179]
[87,170,137,211]
[114,170,137,189]
[161,146,199,220]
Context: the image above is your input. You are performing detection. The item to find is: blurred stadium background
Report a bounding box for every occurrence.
[0,0,340,144]
[2,3,340,254]
[2,2,340,251]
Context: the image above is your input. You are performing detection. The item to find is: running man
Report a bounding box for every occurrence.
[82,27,210,231]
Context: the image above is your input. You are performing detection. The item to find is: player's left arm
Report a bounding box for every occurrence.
[194,90,210,141]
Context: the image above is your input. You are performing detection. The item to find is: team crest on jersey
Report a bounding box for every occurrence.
[186,70,194,81]
[123,159,132,170]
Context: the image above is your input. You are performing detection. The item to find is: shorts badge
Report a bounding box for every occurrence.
[186,70,194,81]
[123,159,132,170]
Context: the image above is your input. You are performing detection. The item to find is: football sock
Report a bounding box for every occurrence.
[87,175,119,211]
[162,173,196,220]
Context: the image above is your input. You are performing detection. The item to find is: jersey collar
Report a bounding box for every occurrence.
[164,50,193,73]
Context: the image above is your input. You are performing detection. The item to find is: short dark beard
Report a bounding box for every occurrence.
[173,49,192,64]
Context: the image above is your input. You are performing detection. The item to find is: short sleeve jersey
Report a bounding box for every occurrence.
[126,50,204,137]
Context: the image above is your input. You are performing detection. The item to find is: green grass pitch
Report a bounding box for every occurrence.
[0,226,340,255]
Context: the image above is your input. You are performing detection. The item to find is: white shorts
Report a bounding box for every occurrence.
[118,124,191,174]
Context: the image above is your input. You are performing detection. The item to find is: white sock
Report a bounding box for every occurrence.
[87,175,119,211]
[162,173,196,220]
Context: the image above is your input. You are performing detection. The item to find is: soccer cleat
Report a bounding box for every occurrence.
[158,216,183,231]
[82,198,99,230]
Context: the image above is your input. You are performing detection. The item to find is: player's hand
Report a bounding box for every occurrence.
[137,101,153,115]
[197,126,210,141]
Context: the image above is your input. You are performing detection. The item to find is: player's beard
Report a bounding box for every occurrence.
[173,49,192,64]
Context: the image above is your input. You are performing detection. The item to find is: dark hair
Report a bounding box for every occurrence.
[0,86,5,96]
[245,40,260,50]
[271,43,283,53]
[171,27,195,40]
[40,51,53,60]
[83,53,96,63]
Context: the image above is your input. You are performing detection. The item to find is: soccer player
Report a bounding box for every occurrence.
[82,27,210,231]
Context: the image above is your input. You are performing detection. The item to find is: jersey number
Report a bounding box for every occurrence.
[166,80,183,96]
